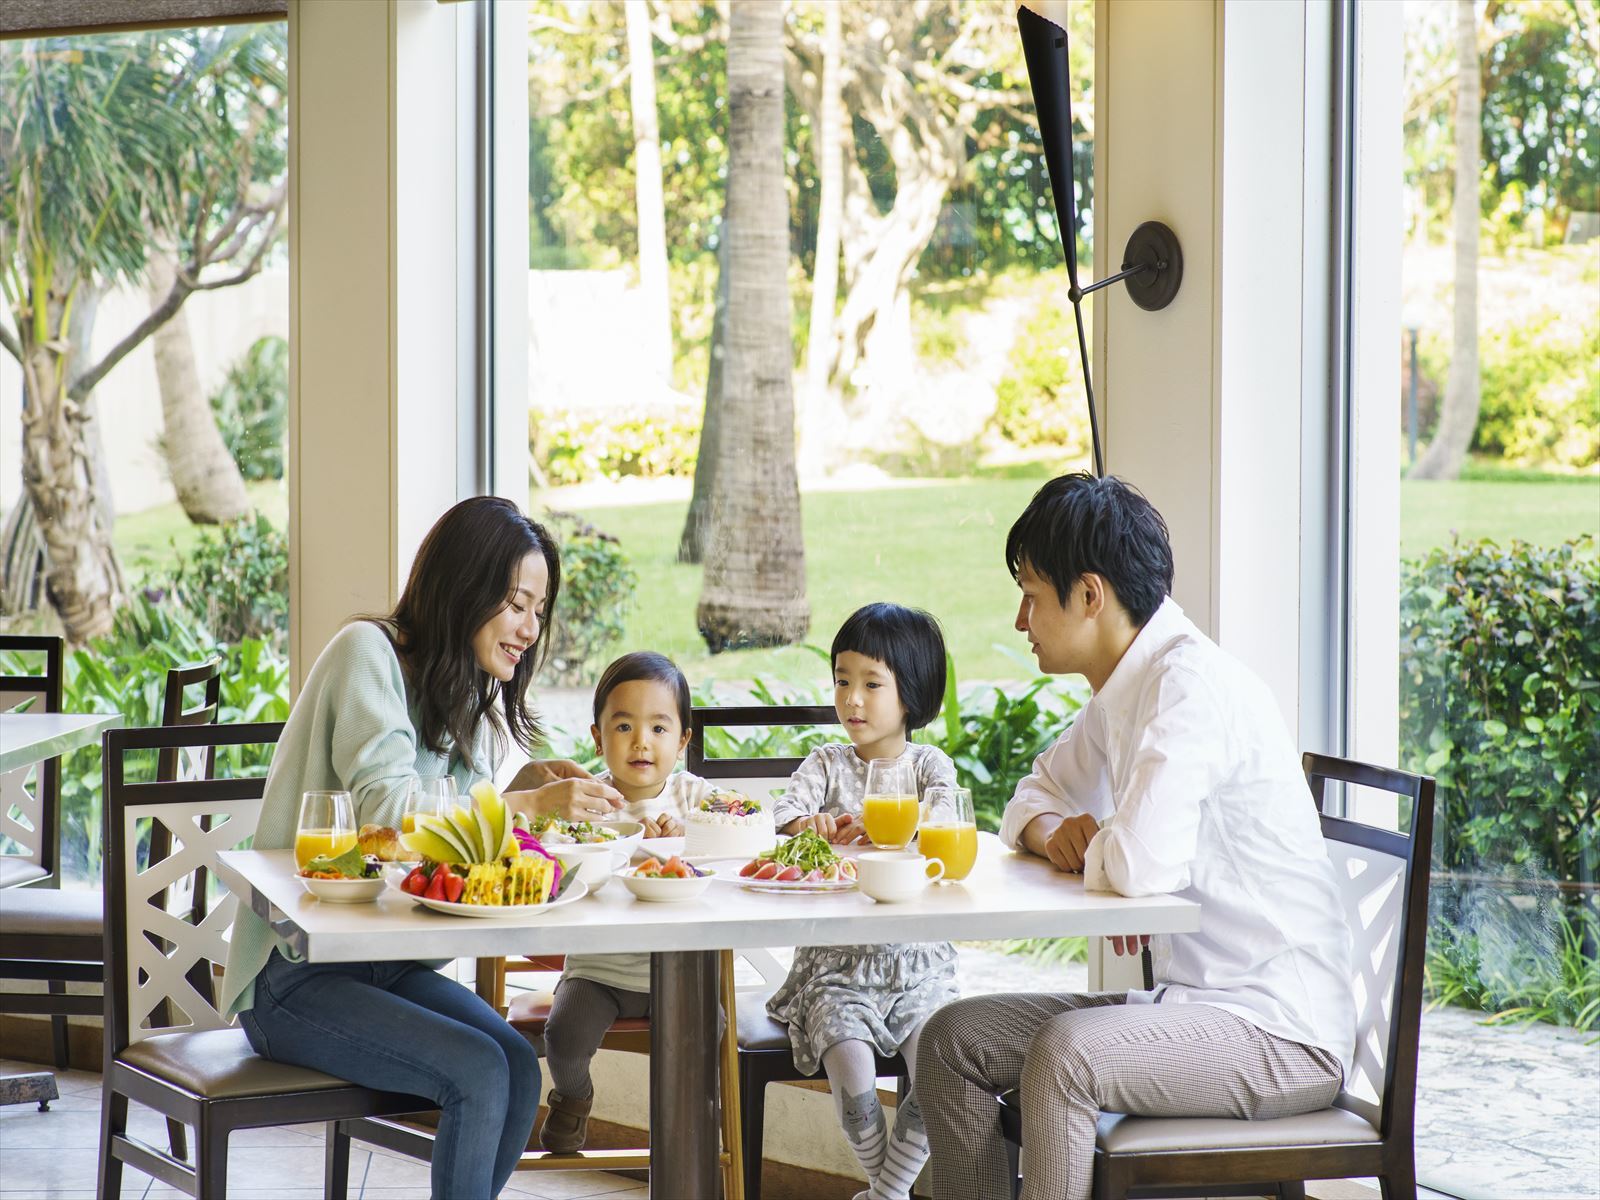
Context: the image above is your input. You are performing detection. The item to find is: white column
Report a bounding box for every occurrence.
[287,0,471,690]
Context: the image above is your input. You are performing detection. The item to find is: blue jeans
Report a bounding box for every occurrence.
[239,951,539,1199]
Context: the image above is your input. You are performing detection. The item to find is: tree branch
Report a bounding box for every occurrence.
[66,278,192,400]
[0,322,20,365]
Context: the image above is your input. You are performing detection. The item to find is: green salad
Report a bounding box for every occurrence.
[755,830,841,871]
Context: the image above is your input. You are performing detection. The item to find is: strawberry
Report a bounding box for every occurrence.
[424,866,448,901]
[401,866,428,895]
[441,869,464,903]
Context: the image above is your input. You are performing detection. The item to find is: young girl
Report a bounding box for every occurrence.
[219,497,625,1200]
[768,602,960,1200]
[539,650,715,1152]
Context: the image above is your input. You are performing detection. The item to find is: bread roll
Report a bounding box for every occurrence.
[358,823,402,861]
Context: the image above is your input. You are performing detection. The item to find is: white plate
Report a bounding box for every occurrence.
[403,877,588,918]
[299,875,387,903]
[713,862,859,894]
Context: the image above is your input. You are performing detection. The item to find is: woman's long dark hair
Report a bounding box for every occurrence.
[372,497,561,763]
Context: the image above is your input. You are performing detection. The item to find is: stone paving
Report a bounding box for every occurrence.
[953,943,1600,1200]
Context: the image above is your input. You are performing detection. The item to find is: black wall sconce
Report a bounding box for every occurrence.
[1017,4,1184,477]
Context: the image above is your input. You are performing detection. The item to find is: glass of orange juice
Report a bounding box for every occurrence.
[862,759,919,850]
[919,786,978,883]
[295,790,355,868]
[402,776,456,835]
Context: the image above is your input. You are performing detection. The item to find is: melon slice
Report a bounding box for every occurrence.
[444,805,486,861]
[470,781,511,859]
[400,821,468,864]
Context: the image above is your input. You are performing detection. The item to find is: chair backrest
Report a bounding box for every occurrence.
[1302,752,1434,1142]
[687,704,837,796]
[0,634,64,882]
[158,657,224,785]
[102,722,282,1055]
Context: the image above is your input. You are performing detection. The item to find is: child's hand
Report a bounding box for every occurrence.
[826,814,868,845]
[785,813,862,844]
[644,813,684,838]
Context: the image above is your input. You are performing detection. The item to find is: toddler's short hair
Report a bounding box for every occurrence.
[831,603,947,732]
[592,651,692,730]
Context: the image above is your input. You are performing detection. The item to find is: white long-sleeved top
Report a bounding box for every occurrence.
[999,598,1356,1080]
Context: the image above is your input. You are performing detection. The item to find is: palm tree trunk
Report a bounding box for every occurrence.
[797,0,843,480]
[1411,0,1480,481]
[695,0,808,652]
[678,231,728,564]
[627,0,672,382]
[147,255,251,523]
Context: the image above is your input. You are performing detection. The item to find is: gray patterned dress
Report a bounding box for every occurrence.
[766,743,961,1074]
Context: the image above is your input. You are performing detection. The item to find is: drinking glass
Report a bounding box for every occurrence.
[402,775,457,835]
[295,790,356,868]
[919,786,978,883]
[862,758,919,850]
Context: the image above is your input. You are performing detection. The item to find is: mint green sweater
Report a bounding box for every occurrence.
[220,621,500,1015]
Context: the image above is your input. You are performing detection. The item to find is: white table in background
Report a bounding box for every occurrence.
[216,833,1200,1197]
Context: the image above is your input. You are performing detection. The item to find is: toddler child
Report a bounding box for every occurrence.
[538,651,714,1152]
[768,603,959,1200]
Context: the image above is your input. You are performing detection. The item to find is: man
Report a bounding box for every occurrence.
[918,473,1355,1200]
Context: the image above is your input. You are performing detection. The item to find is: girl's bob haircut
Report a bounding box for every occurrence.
[592,651,692,732]
[831,603,947,732]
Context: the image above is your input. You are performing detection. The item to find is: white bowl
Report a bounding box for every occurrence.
[596,819,645,858]
[620,866,714,903]
[553,845,616,894]
[299,875,386,904]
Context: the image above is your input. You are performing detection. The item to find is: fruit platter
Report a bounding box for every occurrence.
[621,854,716,902]
[298,846,387,903]
[725,830,859,893]
[391,782,588,918]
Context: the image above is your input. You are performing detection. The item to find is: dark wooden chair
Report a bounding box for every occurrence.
[690,704,912,1200]
[97,721,434,1199]
[997,752,1434,1200]
[0,634,64,888]
[2,657,222,1080]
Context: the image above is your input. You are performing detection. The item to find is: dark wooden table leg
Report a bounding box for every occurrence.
[650,949,720,1199]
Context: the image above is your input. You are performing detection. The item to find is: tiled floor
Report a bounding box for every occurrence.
[0,1059,645,1200]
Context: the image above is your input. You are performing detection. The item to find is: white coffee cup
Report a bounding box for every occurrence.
[857,850,943,903]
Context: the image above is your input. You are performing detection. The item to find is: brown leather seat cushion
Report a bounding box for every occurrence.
[0,859,49,889]
[506,989,651,1036]
[1096,1104,1380,1153]
[0,887,102,957]
[735,988,791,1052]
[119,1028,357,1099]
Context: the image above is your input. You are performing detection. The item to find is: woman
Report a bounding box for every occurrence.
[219,496,623,1200]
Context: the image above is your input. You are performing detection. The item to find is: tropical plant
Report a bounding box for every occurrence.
[538,511,638,687]
[167,512,290,648]
[0,26,287,641]
[209,335,289,481]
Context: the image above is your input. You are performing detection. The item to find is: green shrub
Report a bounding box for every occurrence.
[0,594,289,882]
[539,510,637,687]
[211,335,288,481]
[534,409,700,486]
[168,511,289,649]
[1400,534,1599,1027]
[990,294,1092,457]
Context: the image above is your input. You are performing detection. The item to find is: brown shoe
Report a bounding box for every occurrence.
[539,1089,592,1154]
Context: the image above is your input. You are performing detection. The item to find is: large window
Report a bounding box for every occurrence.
[516,0,1094,812]
[1384,2,1597,1194]
[0,22,290,884]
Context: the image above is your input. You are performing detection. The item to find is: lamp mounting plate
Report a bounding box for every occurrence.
[1121,221,1183,311]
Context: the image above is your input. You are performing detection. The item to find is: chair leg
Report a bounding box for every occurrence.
[47,982,69,1069]
[1379,1162,1418,1200]
[167,1118,189,1161]
[325,1121,352,1200]
[1278,1183,1307,1200]
[196,1115,229,1200]
[97,1086,128,1200]
[738,1059,766,1200]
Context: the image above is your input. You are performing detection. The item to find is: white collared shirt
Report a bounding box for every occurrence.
[999,598,1356,1079]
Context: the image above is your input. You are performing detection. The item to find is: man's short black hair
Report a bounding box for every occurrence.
[1005,473,1174,626]
[831,603,947,732]
[592,651,692,730]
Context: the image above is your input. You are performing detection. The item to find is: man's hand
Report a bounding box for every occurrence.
[1109,934,1150,957]
[644,813,684,838]
[506,759,593,792]
[1023,812,1100,873]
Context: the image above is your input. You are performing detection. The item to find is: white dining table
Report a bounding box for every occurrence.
[215,833,1200,1197]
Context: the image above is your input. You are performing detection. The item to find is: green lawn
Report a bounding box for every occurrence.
[106,471,1596,685]
[1398,476,1597,559]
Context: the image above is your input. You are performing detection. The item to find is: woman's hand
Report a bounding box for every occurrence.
[644,813,684,838]
[507,778,624,821]
[506,758,594,792]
